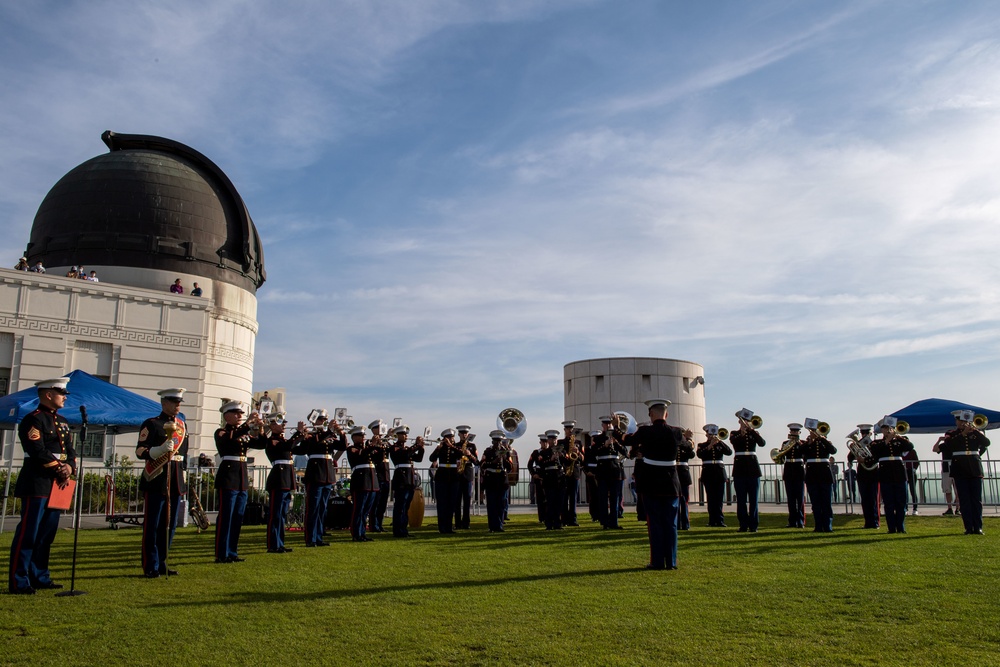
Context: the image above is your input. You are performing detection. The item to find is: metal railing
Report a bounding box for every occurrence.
[2,458,999,530]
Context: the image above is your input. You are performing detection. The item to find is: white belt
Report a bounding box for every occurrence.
[952,452,980,457]
[805,459,830,463]
[597,455,617,460]
[702,460,724,464]
[309,454,333,460]
[677,462,689,466]
[221,456,246,462]
[784,458,802,463]
[878,457,902,462]
[734,452,756,457]
[483,468,501,473]
[170,455,184,462]
[439,463,458,468]
[643,459,676,467]
[353,464,372,470]
[543,465,560,470]
[272,459,293,465]
[394,463,413,467]
[586,463,597,467]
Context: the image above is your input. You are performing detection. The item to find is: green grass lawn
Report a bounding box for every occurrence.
[1,512,998,666]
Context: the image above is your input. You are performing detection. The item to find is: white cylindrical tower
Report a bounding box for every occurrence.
[564,357,706,433]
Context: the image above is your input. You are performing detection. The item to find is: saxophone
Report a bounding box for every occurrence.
[457,441,470,475]
[564,431,579,477]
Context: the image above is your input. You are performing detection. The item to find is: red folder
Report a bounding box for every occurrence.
[48,479,77,511]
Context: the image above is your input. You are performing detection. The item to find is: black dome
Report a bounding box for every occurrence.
[26,131,265,292]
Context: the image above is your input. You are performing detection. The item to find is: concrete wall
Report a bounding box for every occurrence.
[0,267,258,462]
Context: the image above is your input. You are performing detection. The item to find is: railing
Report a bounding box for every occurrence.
[2,458,999,529]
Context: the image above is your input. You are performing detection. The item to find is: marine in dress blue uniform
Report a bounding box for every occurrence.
[135,388,189,577]
[481,430,513,532]
[940,409,990,535]
[557,421,582,526]
[583,433,600,522]
[264,414,305,553]
[630,399,682,570]
[869,416,913,534]
[299,411,347,547]
[800,418,836,532]
[593,418,627,530]
[780,424,806,528]
[367,420,392,533]
[346,425,382,541]
[675,428,695,530]
[214,401,265,563]
[389,425,425,537]
[527,435,548,522]
[696,424,731,527]
[454,426,479,530]
[849,424,880,529]
[539,430,568,530]
[730,409,765,533]
[8,378,75,595]
[428,428,462,533]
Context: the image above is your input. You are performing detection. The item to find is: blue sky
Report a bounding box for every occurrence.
[3,1,1000,459]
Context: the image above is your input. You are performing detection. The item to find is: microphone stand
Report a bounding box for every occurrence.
[56,405,88,597]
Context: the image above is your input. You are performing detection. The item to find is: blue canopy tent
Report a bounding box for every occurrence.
[889,398,1000,434]
[0,370,166,433]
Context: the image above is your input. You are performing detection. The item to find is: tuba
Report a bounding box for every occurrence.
[498,408,527,440]
[612,411,638,435]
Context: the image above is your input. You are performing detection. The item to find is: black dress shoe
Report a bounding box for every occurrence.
[644,564,666,570]
[215,558,229,563]
[144,571,160,579]
[362,537,373,542]
[281,547,293,552]
[316,541,330,547]
[267,548,282,553]
[34,581,64,589]
[228,556,245,563]
[304,543,316,547]
[10,587,36,595]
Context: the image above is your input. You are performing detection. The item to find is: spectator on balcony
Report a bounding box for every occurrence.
[190,282,203,297]
[169,279,184,294]
[14,257,29,271]
[28,261,45,274]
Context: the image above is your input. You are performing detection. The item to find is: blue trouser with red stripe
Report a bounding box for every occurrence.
[142,491,181,574]
[352,490,376,539]
[643,495,679,569]
[304,483,332,545]
[8,496,61,592]
[215,489,247,560]
[268,490,292,551]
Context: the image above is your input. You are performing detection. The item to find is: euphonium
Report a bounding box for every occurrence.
[846,432,877,471]
[770,436,798,464]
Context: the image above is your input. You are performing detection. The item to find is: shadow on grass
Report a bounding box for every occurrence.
[142,565,643,608]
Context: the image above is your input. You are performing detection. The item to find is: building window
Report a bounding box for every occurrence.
[641,374,652,392]
[565,379,572,396]
[75,430,106,459]
[595,376,605,393]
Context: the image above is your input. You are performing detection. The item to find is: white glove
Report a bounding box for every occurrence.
[149,442,174,459]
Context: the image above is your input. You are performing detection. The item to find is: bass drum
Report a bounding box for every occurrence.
[408,487,426,528]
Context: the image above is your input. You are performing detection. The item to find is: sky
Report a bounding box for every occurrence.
[2,1,1000,461]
